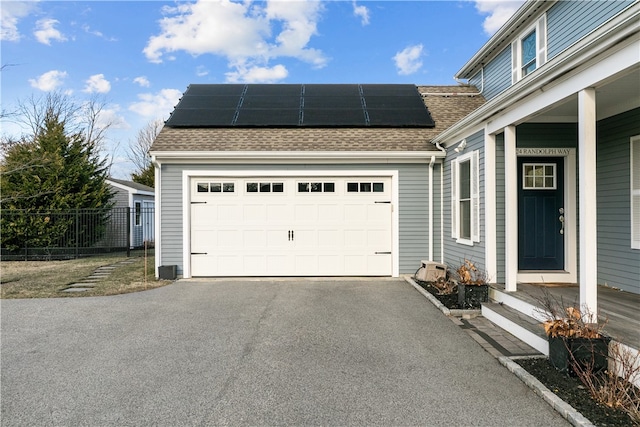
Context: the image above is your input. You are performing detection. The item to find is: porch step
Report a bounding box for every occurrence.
[482,302,549,355]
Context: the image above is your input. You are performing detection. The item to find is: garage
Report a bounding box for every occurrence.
[189,175,393,276]
[151,83,483,278]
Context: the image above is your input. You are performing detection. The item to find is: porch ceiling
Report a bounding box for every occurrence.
[528,67,640,123]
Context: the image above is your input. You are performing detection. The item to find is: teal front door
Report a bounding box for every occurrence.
[518,157,565,270]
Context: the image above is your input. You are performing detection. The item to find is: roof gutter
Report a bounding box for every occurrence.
[150,150,446,163]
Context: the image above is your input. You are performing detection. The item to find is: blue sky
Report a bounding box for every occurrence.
[1,0,524,178]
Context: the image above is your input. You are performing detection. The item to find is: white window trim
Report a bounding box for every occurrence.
[632,135,640,249]
[451,149,480,246]
[511,14,547,84]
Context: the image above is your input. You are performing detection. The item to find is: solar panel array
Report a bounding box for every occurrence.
[165,84,435,128]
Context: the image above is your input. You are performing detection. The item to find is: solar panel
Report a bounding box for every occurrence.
[165,108,236,126]
[178,95,240,109]
[304,84,360,97]
[241,96,300,109]
[234,109,300,126]
[165,84,435,128]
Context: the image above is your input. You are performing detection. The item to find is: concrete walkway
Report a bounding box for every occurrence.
[1,278,568,426]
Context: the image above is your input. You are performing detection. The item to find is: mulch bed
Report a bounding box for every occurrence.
[413,278,473,309]
[516,358,635,426]
[413,277,636,426]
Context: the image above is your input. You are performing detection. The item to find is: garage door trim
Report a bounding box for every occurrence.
[182,169,400,278]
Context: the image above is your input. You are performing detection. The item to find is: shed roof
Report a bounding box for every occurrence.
[107,178,154,193]
[150,85,484,153]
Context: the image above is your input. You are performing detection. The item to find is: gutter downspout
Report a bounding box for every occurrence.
[152,157,161,279]
[429,155,436,261]
[434,143,446,263]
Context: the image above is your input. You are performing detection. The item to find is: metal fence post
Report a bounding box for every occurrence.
[127,207,131,257]
[75,209,80,259]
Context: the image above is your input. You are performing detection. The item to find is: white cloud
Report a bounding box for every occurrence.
[474,0,525,35]
[393,44,424,76]
[1,1,36,42]
[352,1,370,26]
[129,88,182,120]
[28,70,68,91]
[133,76,150,87]
[96,105,129,130]
[144,0,327,82]
[195,66,209,77]
[225,63,288,83]
[83,74,111,94]
[34,18,67,45]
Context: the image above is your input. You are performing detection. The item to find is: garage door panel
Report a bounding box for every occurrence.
[218,205,241,221]
[318,230,341,247]
[295,204,318,221]
[345,229,366,247]
[243,230,267,248]
[244,205,266,221]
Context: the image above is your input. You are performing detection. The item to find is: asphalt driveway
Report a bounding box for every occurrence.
[1,278,568,426]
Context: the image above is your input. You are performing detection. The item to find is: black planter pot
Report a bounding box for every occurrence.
[548,335,611,375]
[457,283,488,309]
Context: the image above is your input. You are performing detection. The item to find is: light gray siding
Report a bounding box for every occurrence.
[159,162,433,276]
[596,108,640,294]
[547,0,633,60]
[443,130,486,271]
[109,186,130,210]
[469,46,511,102]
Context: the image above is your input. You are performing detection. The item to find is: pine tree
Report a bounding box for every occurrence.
[0,105,113,251]
[132,163,154,188]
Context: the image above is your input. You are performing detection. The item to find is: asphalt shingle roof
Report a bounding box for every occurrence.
[150,85,485,153]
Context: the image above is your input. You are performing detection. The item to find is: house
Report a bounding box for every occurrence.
[149,84,483,277]
[432,0,639,321]
[150,0,639,319]
[106,178,155,248]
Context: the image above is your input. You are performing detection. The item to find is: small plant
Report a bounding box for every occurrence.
[570,341,640,425]
[536,290,606,339]
[450,259,489,286]
[431,275,457,295]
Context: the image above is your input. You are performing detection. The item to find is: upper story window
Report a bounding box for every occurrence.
[512,15,547,84]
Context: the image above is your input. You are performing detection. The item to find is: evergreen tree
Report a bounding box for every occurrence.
[132,163,154,188]
[1,103,113,251]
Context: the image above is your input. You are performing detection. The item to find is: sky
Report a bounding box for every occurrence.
[1,0,525,179]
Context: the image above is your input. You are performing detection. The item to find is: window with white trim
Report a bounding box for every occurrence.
[632,135,640,249]
[134,201,142,226]
[511,14,547,84]
[451,150,480,245]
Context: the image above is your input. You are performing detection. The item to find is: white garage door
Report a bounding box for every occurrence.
[190,176,393,276]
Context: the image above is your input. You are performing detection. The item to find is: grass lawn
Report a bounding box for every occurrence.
[0,255,172,299]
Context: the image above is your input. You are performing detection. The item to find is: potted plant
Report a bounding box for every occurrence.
[451,259,489,309]
[538,292,610,375]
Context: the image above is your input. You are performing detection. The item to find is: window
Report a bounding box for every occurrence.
[196,182,235,193]
[523,163,556,189]
[511,15,546,84]
[134,201,142,226]
[247,182,283,193]
[346,182,384,192]
[521,30,537,77]
[632,136,640,249]
[298,182,334,193]
[451,150,480,244]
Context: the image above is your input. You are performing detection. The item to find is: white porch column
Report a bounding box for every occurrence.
[484,128,497,283]
[504,125,518,292]
[578,88,598,322]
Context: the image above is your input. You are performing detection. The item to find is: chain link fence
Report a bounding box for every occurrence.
[1,207,155,261]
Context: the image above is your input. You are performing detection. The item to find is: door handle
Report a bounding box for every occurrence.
[288,230,295,241]
[559,213,565,235]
